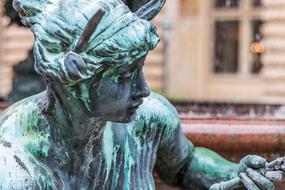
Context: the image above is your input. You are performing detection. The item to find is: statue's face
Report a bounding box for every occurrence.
[89,56,150,123]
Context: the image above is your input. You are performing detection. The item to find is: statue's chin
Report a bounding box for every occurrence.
[109,112,137,123]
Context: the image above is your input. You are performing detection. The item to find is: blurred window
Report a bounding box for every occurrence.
[251,20,263,74]
[252,0,262,7]
[215,0,240,8]
[214,21,239,73]
[212,0,263,75]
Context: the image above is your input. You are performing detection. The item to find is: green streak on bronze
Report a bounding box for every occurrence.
[103,122,114,183]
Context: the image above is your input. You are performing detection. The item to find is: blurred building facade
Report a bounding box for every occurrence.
[1,0,285,104]
[0,0,34,96]
[165,0,285,104]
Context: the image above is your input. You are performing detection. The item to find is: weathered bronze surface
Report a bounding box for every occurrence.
[0,0,284,189]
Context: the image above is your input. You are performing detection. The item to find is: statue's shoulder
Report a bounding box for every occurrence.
[136,92,180,127]
[0,141,56,190]
[0,142,39,189]
[0,92,52,159]
[0,92,47,133]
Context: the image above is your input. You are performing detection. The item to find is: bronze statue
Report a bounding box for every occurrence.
[0,0,284,189]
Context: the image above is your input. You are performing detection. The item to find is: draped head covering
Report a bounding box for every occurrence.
[13,0,163,85]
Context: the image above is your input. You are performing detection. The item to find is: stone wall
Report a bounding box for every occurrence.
[262,0,285,102]
[0,12,34,97]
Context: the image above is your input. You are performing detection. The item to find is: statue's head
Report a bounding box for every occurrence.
[13,0,165,122]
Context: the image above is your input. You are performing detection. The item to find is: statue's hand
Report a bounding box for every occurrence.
[209,155,275,190]
[62,52,89,81]
[237,155,274,190]
[265,157,285,181]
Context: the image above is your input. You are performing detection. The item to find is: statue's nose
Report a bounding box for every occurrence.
[132,72,150,99]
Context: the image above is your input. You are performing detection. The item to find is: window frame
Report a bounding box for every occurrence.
[210,0,263,78]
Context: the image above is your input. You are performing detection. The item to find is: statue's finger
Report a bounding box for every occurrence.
[239,172,261,190]
[209,178,242,190]
[246,168,274,190]
[266,157,285,172]
[209,183,220,190]
[267,160,278,170]
[222,177,243,190]
[274,158,284,170]
[265,171,285,181]
[245,155,266,169]
[281,164,285,172]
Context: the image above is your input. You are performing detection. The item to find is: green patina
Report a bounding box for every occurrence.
[136,93,180,141]
[0,97,56,189]
[0,101,51,159]
[19,109,50,158]
[102,122,114,182]
[15,0,159,85]
[24,133,50,158]
[66,82,93,112]
[0,0,277,189]
[102,67,121,83]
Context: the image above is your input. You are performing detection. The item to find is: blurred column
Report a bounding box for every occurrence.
[0,1,6,97]
[143,2,169,92]
[262,0,285,102]
[0,4,34,97]
[166,0,205,100]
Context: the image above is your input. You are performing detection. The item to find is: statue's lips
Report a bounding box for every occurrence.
[127,100,143,113]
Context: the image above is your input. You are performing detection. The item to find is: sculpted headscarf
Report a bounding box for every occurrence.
[13,0,164,85]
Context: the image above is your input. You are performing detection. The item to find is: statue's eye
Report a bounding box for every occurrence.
[119,72,133,80]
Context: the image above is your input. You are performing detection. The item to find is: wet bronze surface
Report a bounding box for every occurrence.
[1,102,284,189]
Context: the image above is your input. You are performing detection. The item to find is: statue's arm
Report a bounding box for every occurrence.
[149,93,237,188]
[152,94,273,190]
[178,146,240,189]
[156,120,274,190]
[155,122,239,189]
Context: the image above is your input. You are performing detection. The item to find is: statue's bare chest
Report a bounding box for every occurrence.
[45,122,160,190]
